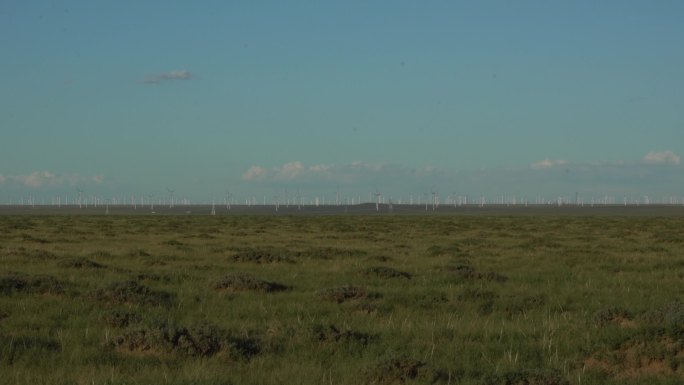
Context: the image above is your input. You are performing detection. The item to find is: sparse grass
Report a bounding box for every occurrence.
[0,214,683,384]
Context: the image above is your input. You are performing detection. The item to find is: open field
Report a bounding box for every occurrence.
[1,214,683,384]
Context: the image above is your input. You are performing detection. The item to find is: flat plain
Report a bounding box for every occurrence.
[1,213,683,384]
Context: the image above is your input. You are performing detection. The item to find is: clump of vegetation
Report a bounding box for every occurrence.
[0,334,61,364]
[127,249,151,257]
[0,273,64,296]
[642,301,684,323]
[319,286,369,303]
[295,246,367,260]
[365,357,448,385]
[353,302,380,315]
[482,369,570,385]
[92,280,174,307]
[162,239,184,247]
[504,295,547,318]
[361,266,411,279]
[133,272,170,282]
[20,234,50,244]
[230,247,292,263]
[100,309,141,328]
[212,273,288,293]
[58,257,105,269]
[426,243,463,257]
[457,288,498,302]
[403,291,449,309]
[585,335,684,379]
[89,250,114,258]
[21,248,58,260]
[593,307,634,327]
[368,255,394,263]
[112,322,260,360]
[0,275,29,295]
[312,324,373,347]
[640,301,684,338]
[443,263,508,282]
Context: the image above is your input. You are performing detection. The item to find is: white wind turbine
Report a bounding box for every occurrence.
[374,189,381,212]
[167,188,175,208]
[431,190,438,211]
[225,191,232,210]
[147,194,155,211]
[76,188,84,209]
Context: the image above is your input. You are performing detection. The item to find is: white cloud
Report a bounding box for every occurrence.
[242,165,269,181]
[1,171,104,188]
[530,159,568,169]
[643,150,681,166]
[143,70,192,85]
[13,171,57,187]
[308,164,330,173]
[275,161,305,180]
[237,155,683,200]
[241,161,441,185]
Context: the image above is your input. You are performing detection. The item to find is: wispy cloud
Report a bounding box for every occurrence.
[143,70,192,85]
[643,150,681,166]
[241,161,442,186]
[242,165,269,181]
[275,161,306,180]
[13,171,56,187]
[0,171,104,188]
[530,158,568,170]
[531,151,682,171]
[239,154,684,199]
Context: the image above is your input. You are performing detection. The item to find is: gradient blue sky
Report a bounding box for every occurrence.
[2,1,683,203]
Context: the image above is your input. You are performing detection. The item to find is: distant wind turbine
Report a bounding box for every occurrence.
[225,191,232,210]
[167,188,175,208]
[76,188,84,209]
[374,189,381,212]
[147,194,155,211]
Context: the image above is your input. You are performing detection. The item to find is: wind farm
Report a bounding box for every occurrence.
[2,191,684,216]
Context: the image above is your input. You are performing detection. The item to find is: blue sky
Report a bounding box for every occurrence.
[1,1,683,203]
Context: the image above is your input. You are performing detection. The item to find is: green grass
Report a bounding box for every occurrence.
[0,215,683,384]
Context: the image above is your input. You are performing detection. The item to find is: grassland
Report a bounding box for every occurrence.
[0,214,683,384]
